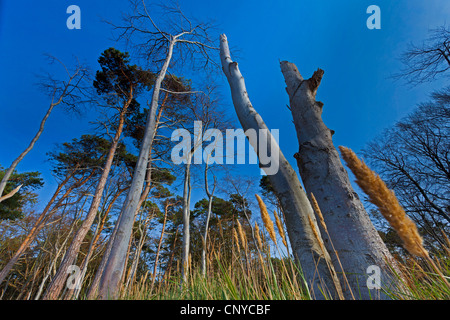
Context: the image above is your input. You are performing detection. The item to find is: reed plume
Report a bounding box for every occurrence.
[232,228,241,255]
[254,222,263,251]
[274,210,288,248]
[310,193,327,232]
[339,146,428,258]
[236,219,247,251]
[255,194,277,244]
[307,215,326,255]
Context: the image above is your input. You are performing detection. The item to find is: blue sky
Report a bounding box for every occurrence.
[0,0,449,209]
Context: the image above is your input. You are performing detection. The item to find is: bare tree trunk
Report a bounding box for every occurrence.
[43,94,133,300]
[280,61,400,299]
[201,162,216,278]
[181,155,192,284]
[219,34,343,299]
[97,38,176,300]
[0,102,54,201]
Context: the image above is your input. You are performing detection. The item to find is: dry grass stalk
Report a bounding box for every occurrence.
[339,146,428,258]
[254,222,263,251]
[274,210,288,248]
[255,194,277,245]
[307,215,345,300]
[232,227,241,255]
[339,146,450,289]
[307,215,326,255]
[236,219,247,251]
[310,193,327,232]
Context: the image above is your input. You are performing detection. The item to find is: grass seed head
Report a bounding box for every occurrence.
[339,146,429,258]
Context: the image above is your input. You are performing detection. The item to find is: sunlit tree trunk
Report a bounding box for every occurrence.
[201,162,216,277]
[280,61,400,299]
[34,217,79,300]
[181,153,192,284]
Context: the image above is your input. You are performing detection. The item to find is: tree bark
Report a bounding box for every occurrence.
[86,208,124,300]
[201,162,216,277]
[280,61,400,299]
[219,34,343,299]
[181,155,192,284]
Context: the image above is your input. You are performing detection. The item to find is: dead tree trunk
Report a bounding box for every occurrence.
[220,34,343,299]
[181,154,192,284]
[280,61,400,299]
[201,161,216,278]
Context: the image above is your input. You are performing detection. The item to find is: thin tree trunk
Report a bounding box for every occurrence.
[280,61,400,299]
[0,62,84,201]
[150,201,171,291]
[219,34,343,299]
[163,228,179,285]
[43,93,133,300]
[201,162,216,278]
[181,155,192,284]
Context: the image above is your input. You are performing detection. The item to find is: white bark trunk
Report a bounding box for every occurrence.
[181,155,192,284]
[201,161,215,277]
[219,34,343,299]
[97,38,176,300]
[280,61,400,299]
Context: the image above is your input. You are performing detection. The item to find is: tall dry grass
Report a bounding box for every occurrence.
[87,157,449,300]
[339,146,450,289]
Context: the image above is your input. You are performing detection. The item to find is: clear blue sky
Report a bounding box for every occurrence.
[0,0,449,208]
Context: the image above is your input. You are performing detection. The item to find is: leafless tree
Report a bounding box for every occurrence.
[220,35,344,300]
[0,57,89,202]
[96,0,219,299]
[393,26,450,86]
[363,88,450,248]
